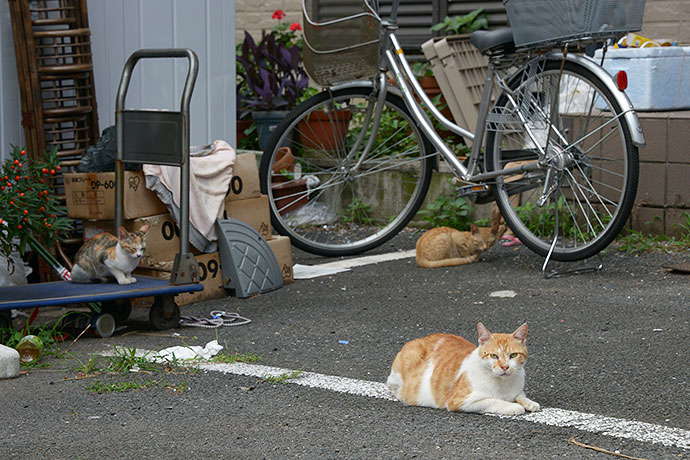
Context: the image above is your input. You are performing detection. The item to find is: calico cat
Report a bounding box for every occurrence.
[70,225,150,285]
[415,220,505,268]
[386,323,540,416]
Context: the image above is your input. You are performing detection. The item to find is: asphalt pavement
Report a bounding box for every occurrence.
[1,228,689,459]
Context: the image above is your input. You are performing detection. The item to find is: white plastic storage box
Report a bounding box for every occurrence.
[594,46,690,111]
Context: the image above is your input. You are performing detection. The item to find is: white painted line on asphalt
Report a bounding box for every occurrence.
[318,249,416,270]
[293,250,416,279]
[202,362,690,451]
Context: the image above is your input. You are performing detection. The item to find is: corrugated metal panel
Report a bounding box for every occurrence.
[0,1,23,162]
[88,0,236,148]
[0,0,236,162]
[379,0,507,52]
[304,0,506,54]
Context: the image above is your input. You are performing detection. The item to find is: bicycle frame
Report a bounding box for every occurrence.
[330,0,645,186]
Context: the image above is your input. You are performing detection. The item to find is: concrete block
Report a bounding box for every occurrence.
[637,117,666,163]
[630,206,664,234]
[665,163,690,207]
[665,208,690,238]
[668,116,690,163]
[0,344,20,379]
[636,162,666,206]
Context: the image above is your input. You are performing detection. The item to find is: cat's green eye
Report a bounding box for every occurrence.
[490,354,499,359]
[509,353,518,359]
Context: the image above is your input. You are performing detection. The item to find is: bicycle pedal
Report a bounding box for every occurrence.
[455,181,491,202]
[453,178,489,193]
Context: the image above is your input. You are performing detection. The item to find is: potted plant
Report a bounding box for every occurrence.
[236,10,309,150]
[430,8,489,36]
[0,145,73,273]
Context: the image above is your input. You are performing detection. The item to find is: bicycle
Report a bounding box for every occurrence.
[258,0,646,263]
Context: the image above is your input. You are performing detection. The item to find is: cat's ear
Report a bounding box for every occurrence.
[477,322,492,344]
[490,221,505,236]
[138,224,150,234]
[118,226,129,240]
[470,224,479,234]
[512,322,529,343]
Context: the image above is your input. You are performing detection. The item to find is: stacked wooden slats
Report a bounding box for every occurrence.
[8,0,99,195]
[8,0,100,250]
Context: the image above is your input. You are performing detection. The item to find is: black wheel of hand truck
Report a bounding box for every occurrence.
[0,311,13,343]
[100,300,132,324]
[149,296,180,331]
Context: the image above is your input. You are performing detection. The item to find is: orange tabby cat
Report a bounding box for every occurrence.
[415,220,505,268]
[387,323,540,415]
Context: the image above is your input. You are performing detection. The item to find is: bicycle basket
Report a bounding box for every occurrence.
[302,0,381,86]
[504,0,646,48]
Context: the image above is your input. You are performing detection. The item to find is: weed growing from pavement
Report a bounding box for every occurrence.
[616,212,690,254]
[211,350,263,364]
[87,379,188,394]
[73,354,103,377]
[104,345,159,375]
[262,367,304,384]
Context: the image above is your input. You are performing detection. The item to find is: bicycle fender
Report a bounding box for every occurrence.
[548,52,646,147]
[327,80,404,99]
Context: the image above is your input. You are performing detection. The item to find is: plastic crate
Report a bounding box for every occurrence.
[421,35,491,144]
[504,0,646,48]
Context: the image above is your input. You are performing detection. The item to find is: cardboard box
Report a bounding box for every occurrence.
[267,235,294,283]
[82,213,199,266]
[134,252,226,306]
[226,152,261,202]
[64,171,167,220]
[223,194,272,240]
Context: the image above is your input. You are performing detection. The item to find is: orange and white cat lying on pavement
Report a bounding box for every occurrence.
[387,323,540,416]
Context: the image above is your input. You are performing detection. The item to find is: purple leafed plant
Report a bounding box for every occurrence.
[237,31,309,119]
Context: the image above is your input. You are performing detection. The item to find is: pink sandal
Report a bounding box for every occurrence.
[501,235,522,247]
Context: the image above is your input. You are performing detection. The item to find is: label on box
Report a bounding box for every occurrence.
[175,253,225,305]
[64,171,167,220]
[223,194,272,240]
[267,235,293,283]
[134,253,225,306]
[226,153,261,202]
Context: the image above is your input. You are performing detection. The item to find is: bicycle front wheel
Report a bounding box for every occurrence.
[486,58,638,261]
[259,86,434,257]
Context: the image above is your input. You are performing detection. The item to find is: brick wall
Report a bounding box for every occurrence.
[235,0,301,43]
[639,0,690,44]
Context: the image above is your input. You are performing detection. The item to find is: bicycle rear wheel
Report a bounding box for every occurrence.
[259,86,434,257]
[486,58,638,261]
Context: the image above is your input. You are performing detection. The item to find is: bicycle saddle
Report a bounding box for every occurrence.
[470,28,515,55]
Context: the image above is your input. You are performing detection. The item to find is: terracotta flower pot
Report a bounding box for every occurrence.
[297,109,352,151]
[236,119,253,144]
[272,177,308,215]
[271,147,296,183]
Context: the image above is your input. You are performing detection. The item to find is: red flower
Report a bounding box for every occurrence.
[289,22,302,32]
[272,9,285,20]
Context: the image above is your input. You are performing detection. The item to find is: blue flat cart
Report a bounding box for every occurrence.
[0,49,204,336]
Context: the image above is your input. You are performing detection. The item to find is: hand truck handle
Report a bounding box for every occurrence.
[115,48,199,116]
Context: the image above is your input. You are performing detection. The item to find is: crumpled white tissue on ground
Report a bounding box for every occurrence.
[149,340,223,362]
